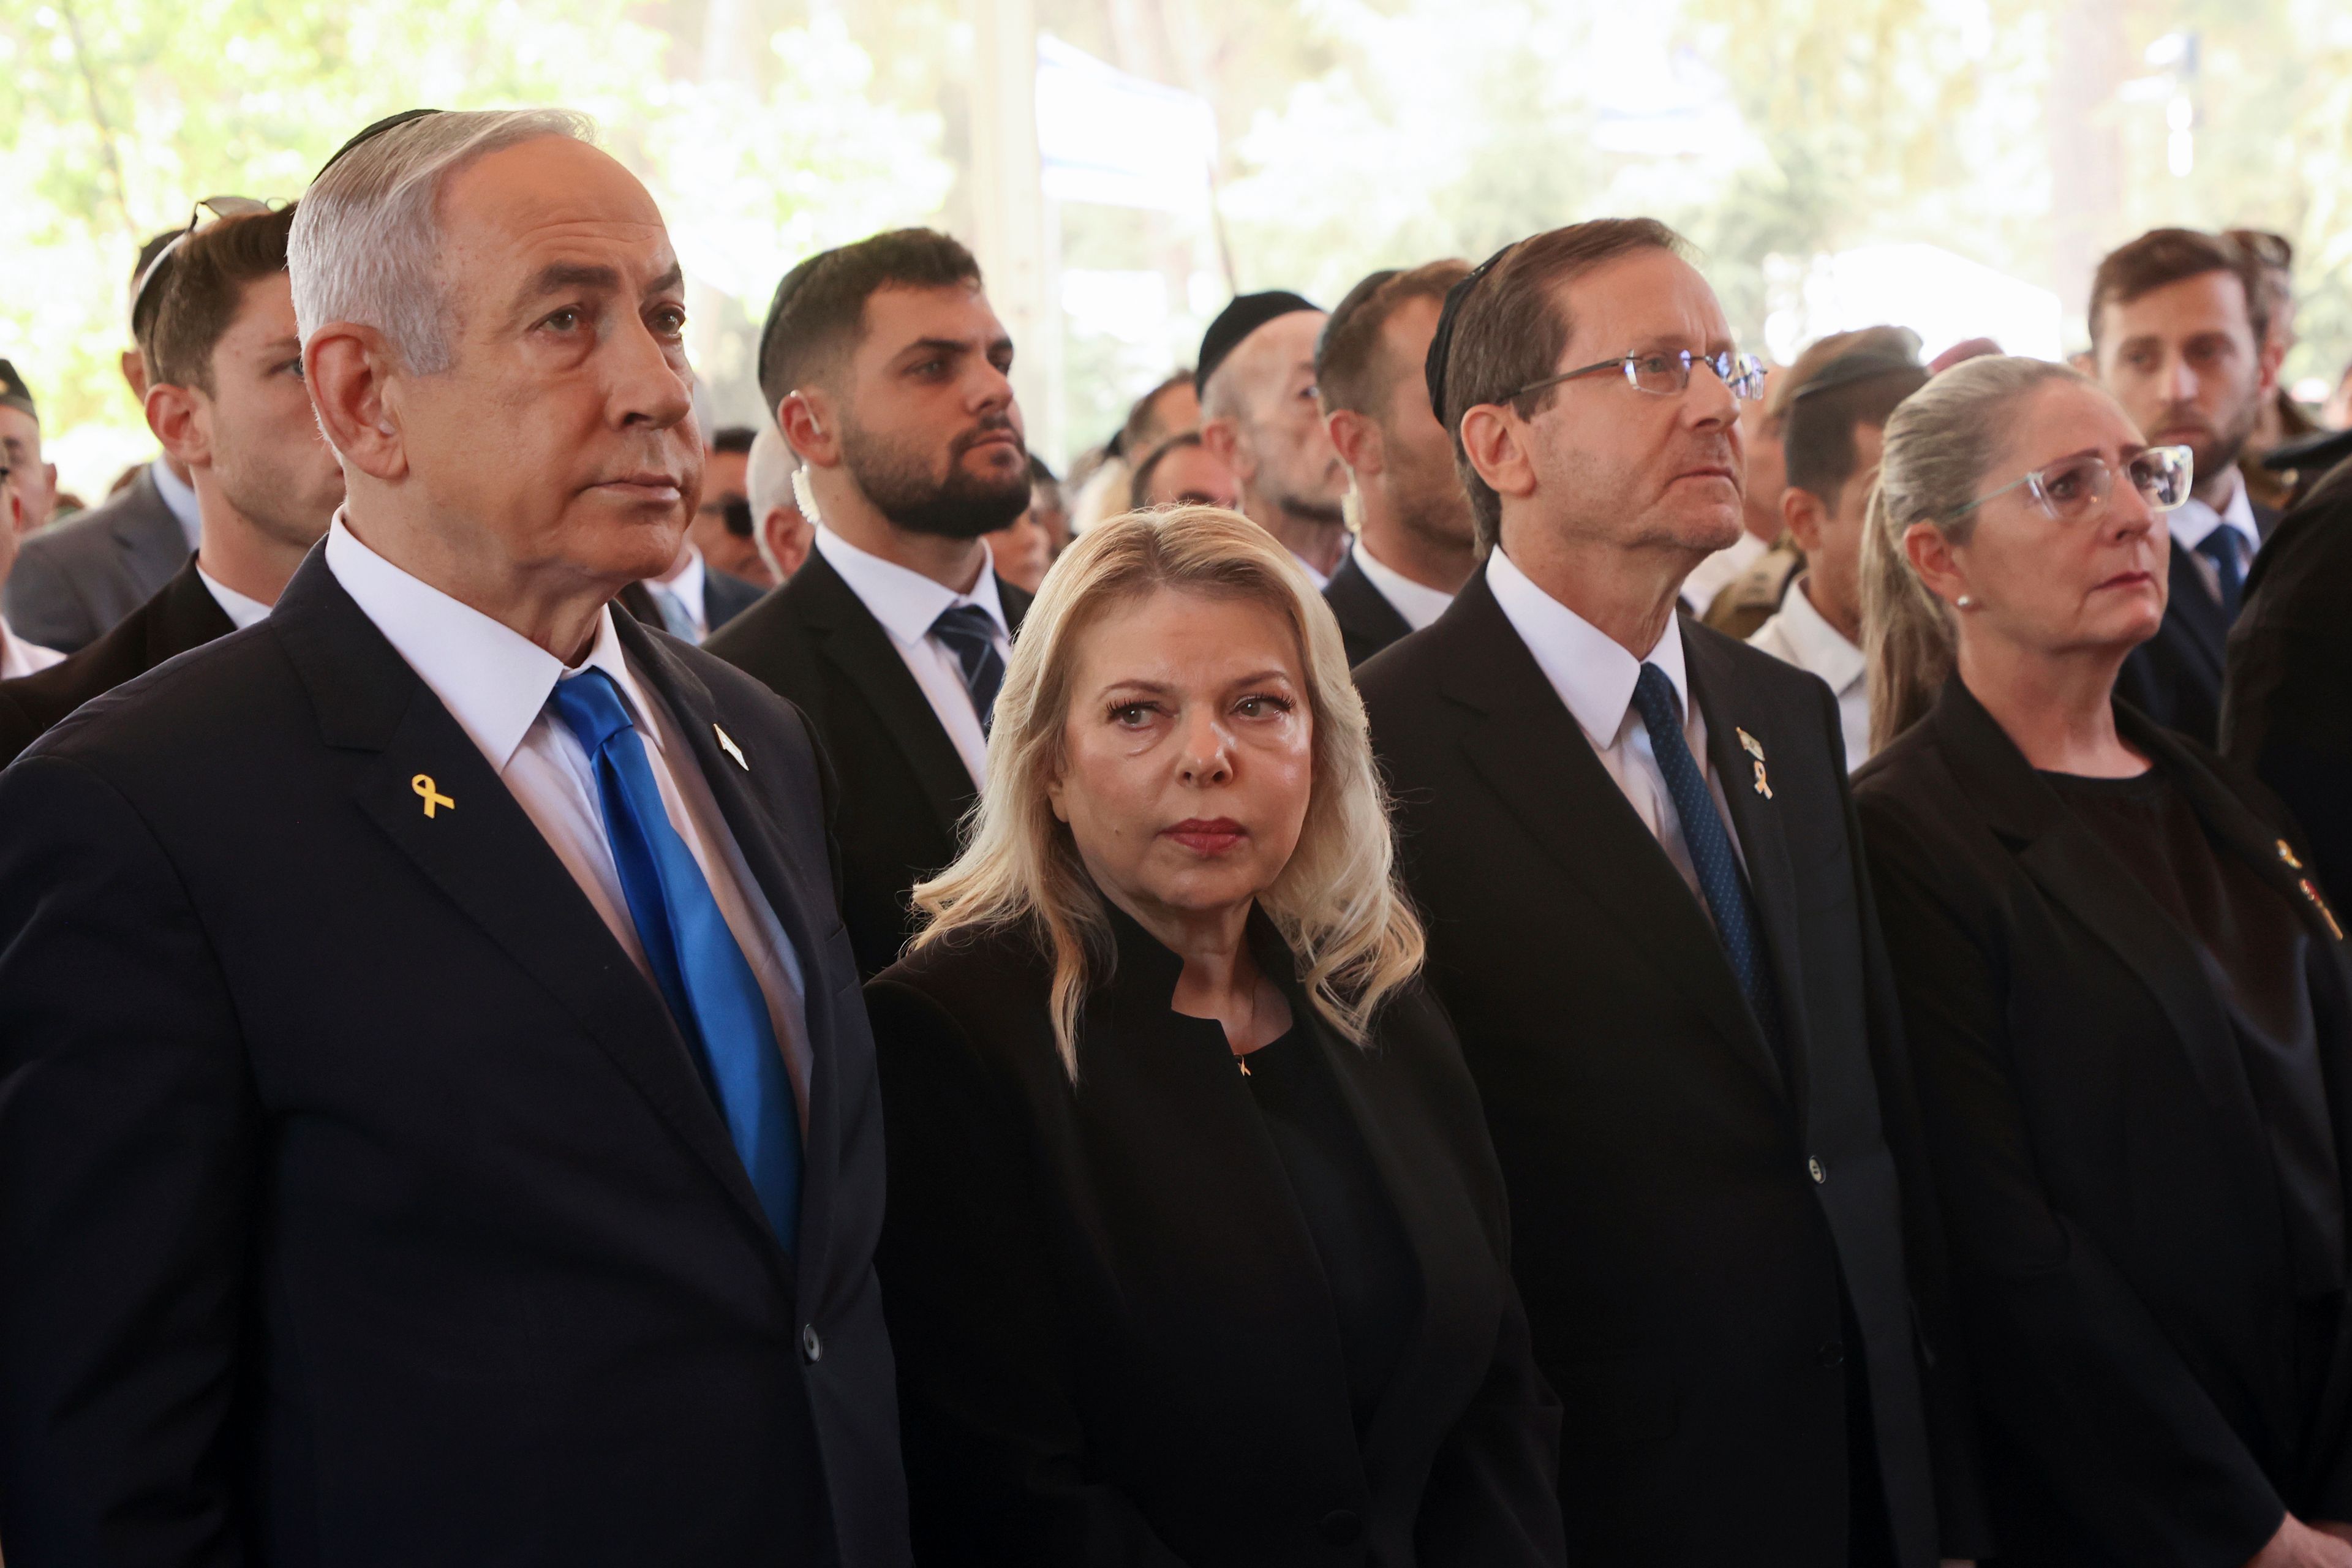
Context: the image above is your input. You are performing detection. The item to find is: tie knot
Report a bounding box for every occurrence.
[546,666,637,756]
[1630,662,1682,733]
[930,603,999,644]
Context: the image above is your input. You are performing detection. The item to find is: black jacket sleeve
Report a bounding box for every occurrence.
[1413,1272,1567,1564]
[867,977,1189,1568]
[0,754,258,1567]
[1861,801,2286,1568]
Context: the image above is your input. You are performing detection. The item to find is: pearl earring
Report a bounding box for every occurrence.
[1956,594,1974,609]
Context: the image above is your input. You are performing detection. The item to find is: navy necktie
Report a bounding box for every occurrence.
[1629,663,1786,1063]
[930,603,1006,733]
[548,668,802,1246]
[2195,529,2247,620]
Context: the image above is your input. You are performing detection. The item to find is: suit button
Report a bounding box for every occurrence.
[1321,1509,1362,1546]
[1817,1341,1844,1367]
[1807,1156,1826,1184]
[801,1323,823,1363]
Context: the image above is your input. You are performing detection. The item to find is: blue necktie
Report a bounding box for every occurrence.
[1629,663,1786,1066]
[2195,529,2246,620]
[548,668,802,1246]
[930,604,1006,733]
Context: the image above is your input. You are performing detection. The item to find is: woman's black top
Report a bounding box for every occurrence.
[2043,763,2346,1299]
[1238,1025,1422,1430]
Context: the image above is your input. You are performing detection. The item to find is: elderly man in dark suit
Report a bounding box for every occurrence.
[707,228,1035,978]
[0,108,910,1567]
[1357,219,1985,1567]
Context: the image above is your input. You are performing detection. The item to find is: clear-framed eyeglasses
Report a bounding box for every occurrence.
[130,195,277,328]
[1515,349,1770,404]
[1951,444,2195,522]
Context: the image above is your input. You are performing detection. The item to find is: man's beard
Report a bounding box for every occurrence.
[841,413,1032,540]
[2155,397,2260,484]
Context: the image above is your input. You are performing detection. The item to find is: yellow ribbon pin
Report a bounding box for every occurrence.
[412,774,455,818]
[1752,758,1774,801]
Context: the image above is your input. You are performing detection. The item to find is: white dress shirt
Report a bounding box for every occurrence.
[647,545,710,643]
[195,564,273,630]
[1748,576,1869,774]
[1352,539,1455,633]
[0,617,64,679]
[2166,462,2261,605]
[1291,549,1333,590]
[1677,528,1767,615]
[1488,546,1746,907]
[324,514,813,1121]
[151,458,202,551]
[813,524,1008,788]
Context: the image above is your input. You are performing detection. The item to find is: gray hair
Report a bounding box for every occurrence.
[1861,355,2089,750]
[745,421,801,578]
[290,108,597,372]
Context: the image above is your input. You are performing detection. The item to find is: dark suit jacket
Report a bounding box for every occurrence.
[706,548,1031,977]
[2225,458,2352,907]
[0,555,232,768]
[1325,552,1414,668]
[1355,574,1983,1567]
[1856,679,2352,1568]
[2116,503,2281,747]
[0,551,910,1567]
[866,905,1566,1567]
[2,467,190,652]
[704,566,764,635]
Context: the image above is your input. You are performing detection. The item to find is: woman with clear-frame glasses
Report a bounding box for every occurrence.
[1854,355,2352,1568]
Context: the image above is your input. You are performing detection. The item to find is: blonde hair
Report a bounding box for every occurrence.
[910,506,1426,1079]
[1861,355,2089,750]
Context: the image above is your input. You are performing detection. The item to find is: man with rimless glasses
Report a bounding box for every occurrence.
[1358,217,1986,1567]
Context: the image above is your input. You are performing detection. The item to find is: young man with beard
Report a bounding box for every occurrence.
[0,204,345,767]
[1196,291,1352,585]
[707,228,1035,976]
[1315,260,1480,666]
[2093,228,2285,745]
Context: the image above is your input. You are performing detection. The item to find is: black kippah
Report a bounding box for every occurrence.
[1790,342,1928,404]
[1196,290,1319,394]
[316,108,445,179]
[1424,241,1516,429]
[0,358,33,420]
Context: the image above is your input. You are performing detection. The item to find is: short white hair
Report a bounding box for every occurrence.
[290,108,597,372]
[745,420,801,578]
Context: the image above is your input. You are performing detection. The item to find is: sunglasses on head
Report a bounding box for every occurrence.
[129,195,277,330]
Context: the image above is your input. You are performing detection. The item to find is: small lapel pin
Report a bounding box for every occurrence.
[2298,876,2345,942]
[2279,839,2306,871]
[1751,758,1774,801]
[1736,727,1766,761]
[713,724,749,771]
[412,774,455,818]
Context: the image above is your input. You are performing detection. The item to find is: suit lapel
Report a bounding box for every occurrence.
[797,551,972,840]
[113,473,193,591]
[145,559,235,668]
[1438,579,1785,1098]
[1686,625,1812,1111]
[270,554,794,1277]
[614,614,850,1275]
[1327,556,1412,650]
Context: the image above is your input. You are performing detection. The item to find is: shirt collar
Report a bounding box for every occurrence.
[1486,545,1689,745]
[813,523,1005,649]
[1767,576,1865,693]
[150,458,201,549]
[657,543,706,609]
[323,511,663,773]
[194,564,274,631]
[1351,538,1456,632]
[2166,461,2260,553]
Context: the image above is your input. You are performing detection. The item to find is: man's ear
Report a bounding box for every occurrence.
[1782,484,1830,556]
[1197,415,1251,484]
[1325,408,1382,478]
[1458,403,1534,508]
[761,505,813,578]
[143,379,211,473]
[306,323,407,482]
[778,391,840,469]
[2256,332,2286,398]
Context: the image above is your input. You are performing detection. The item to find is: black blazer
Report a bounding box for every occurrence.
[2116,503,2280,747]
[0,553,230,768]
[1325,552,1414,668]
[704,565,764,634]
[1856,679,2352,1568]
[865,905,1566,1567]
[2226,459,2352,906]
[1355,574,1983,1567]
[0,551,910,1567]
[707,547,1031,977]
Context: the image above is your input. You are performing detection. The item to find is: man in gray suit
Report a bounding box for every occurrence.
[4,230,205,653]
